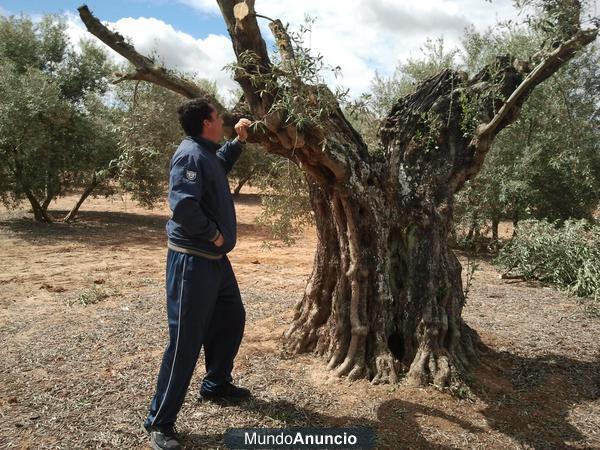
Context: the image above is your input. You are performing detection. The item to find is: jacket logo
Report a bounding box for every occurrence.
[185,170,197,181]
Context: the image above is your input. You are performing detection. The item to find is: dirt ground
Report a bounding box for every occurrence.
[0,193,598,450]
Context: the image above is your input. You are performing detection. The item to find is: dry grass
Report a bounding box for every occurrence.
[0,194,598,449]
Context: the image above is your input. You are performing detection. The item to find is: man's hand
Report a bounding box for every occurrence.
[234,118,252,142]
[214,232,225,247]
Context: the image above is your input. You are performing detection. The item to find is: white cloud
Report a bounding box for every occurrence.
[63,12,237,101]
[61,1,521,101]
[273,0,520,95]
[177,0,220,15]
[64,12,93,47]
[0,5,10,16]
[109,17,236,90]
[177,0,521,97]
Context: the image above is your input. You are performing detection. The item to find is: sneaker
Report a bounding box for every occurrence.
[199,382,251,402]
[145,424,182,450]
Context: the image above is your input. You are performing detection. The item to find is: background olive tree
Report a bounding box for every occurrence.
[454,25,600,244]
[0,14,116,222]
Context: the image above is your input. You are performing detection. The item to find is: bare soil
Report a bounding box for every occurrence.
[0,193,598,449]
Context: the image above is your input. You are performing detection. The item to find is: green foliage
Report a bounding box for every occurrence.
[403,37,460,84]
[227,17,348,133]
[253,159,313,245]
[458,90,479,138]
[229,143,279,193]
[68,285,110,306]
[495,219,600,300]
[455,25,600,242]
[417,110,444,152]
[515,0,591,44]
[0,14,116,220]
[112,79,186,207]
[461,24,544,75]
[0,59,71,207]
[58,39,112,102]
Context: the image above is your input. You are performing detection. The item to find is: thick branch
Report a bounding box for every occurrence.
[475,28,598,145]
[79,2,355,184]
[217,0,273,117]
[458,26,598,190]
[77,5,223,109]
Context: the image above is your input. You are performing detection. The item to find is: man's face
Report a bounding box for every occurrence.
[202,107,224,143]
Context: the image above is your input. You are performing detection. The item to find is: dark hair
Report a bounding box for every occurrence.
[177,98,215,136]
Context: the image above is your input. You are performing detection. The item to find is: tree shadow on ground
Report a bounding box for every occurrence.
[0,210,168,247]
[1,204,272,247]
[182,347,599,449]
[469,348,600,449]
[182,396,485,449]
[232,192,263,206]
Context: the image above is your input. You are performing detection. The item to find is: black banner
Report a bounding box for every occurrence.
[224,427,375,449]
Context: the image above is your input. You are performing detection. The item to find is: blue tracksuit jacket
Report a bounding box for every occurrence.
[166,136,244,257]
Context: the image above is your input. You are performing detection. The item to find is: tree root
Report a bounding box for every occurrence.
[371,353,403,384]
[406,347,453,387]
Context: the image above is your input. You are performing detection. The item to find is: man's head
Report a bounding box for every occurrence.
[177,98,224,143]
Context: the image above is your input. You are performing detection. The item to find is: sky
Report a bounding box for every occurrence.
[0,0,523,100]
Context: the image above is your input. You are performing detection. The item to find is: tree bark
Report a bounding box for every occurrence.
[491,215,500,241]
[233,170,255,196]
[512,206,520,236]
[24,189,52,223]
[63,174,99,223]
[284,180,481,385]
[12,149,53,223]
[79,2,597,386]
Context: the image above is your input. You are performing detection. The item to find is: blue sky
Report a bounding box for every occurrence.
[0,0,228,37]
[0,1,522,99]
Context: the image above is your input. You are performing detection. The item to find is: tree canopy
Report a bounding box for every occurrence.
[0,14,115,222]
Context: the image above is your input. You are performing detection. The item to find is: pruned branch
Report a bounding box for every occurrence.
[217,0,276,120]
[269,19,295,66]
[78,5,153,69]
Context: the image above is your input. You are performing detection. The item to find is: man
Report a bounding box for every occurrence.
[144,98,252,450]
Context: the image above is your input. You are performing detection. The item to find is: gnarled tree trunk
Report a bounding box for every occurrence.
[79,1,597,386]
[285,178,479,385]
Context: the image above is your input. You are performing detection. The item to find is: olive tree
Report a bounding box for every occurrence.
[0,14,115,222]
[79,0,597,386]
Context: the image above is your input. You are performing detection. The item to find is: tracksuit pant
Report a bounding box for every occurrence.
[145,249,246,428]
